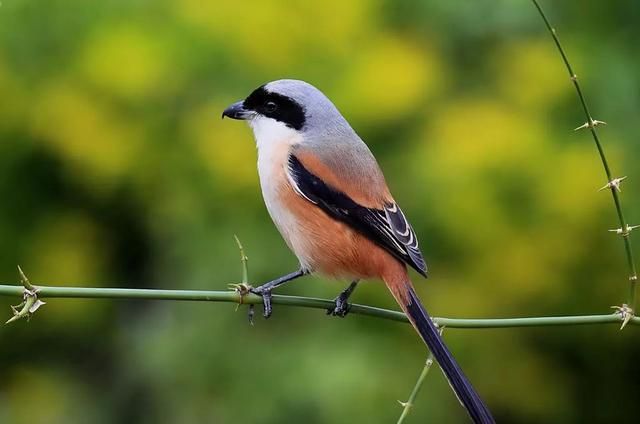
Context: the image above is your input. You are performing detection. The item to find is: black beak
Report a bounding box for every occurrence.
[222,100,250,120]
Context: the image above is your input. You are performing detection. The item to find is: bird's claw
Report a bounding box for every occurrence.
[326,296,351,318]
[228,282,272,323]
[250,286,273,320]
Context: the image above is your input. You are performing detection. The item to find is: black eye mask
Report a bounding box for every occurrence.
[243,85,306,130]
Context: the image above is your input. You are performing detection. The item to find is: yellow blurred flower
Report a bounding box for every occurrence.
[176,0,375,71]
[183,101,257,191]
[493,40,569,110]
[80,25,170,99]
[30,83,144,191]
[26,213,109,322]
[334,35,443,123]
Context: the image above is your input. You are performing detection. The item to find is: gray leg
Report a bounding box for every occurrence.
[250,269,308,319]
[327,280,359,318]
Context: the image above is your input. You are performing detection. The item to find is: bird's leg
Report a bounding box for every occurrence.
[327,280,359,318]
[250,269,308,319]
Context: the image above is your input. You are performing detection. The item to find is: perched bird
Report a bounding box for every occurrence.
[223,79,494,423]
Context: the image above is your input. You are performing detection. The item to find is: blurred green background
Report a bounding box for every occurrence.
[1,1,639,423]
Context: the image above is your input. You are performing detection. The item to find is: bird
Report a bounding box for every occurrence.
[222,79,495,424]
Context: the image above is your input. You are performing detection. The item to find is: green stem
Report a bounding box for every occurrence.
[396,329,441,424]
[396,356,435,424]
[531,0,638,310]
[234,235,249,285]
[0,284,637,328]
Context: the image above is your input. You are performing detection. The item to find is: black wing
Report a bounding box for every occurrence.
[287,154,427,277]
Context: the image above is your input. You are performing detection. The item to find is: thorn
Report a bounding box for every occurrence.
[574,123,589,131]
[229,282,255,325]
[233,235,249,286]
[6,295,36,324]
[570,74,578,81]
[17,265,36,291]
[599,176,627,192]
[233,235,249,263]
[630,275,638,282]
[611,304,634,330]
[6,267,44,324]
[228,283,253,300]
[28,299,46,314]
[398,400,411,409]
[231,237,254,325]
[608,224,639,236]
[574,119,607,131]
[6,315,22,325]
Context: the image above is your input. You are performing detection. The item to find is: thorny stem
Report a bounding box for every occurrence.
[531,0,638,313]
[0,284,638,328]
[5,267,45,324]
[234,235,249,285]
[231,235,255,321]
[396,328,442,424]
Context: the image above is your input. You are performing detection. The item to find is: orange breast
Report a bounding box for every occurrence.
[279,184,407,282]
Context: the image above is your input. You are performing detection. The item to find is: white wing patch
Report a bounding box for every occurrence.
[383,203,427,274]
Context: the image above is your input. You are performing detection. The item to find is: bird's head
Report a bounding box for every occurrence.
[223,79,355,145]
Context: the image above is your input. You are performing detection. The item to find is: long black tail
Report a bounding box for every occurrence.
[400,284,495,424]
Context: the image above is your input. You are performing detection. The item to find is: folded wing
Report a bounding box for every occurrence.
[287,154,427,277]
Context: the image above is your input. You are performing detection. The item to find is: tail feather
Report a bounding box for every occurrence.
[391,282,495,424]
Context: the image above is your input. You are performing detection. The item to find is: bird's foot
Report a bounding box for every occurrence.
[230,269,308,324]
[326,280,358,318]
[250,285,273,320]
[326,294,351,318]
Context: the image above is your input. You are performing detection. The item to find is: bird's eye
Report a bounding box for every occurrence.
[264,101,278,113]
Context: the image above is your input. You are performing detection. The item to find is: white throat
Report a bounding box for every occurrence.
[248,115,309,268]
[249,115,302,195]
[249,115,301,152]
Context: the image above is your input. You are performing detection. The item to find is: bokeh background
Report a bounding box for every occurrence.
[1,1,639,423]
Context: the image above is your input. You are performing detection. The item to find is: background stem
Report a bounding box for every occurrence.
[531,0,638,310]
[396,328,442,424]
